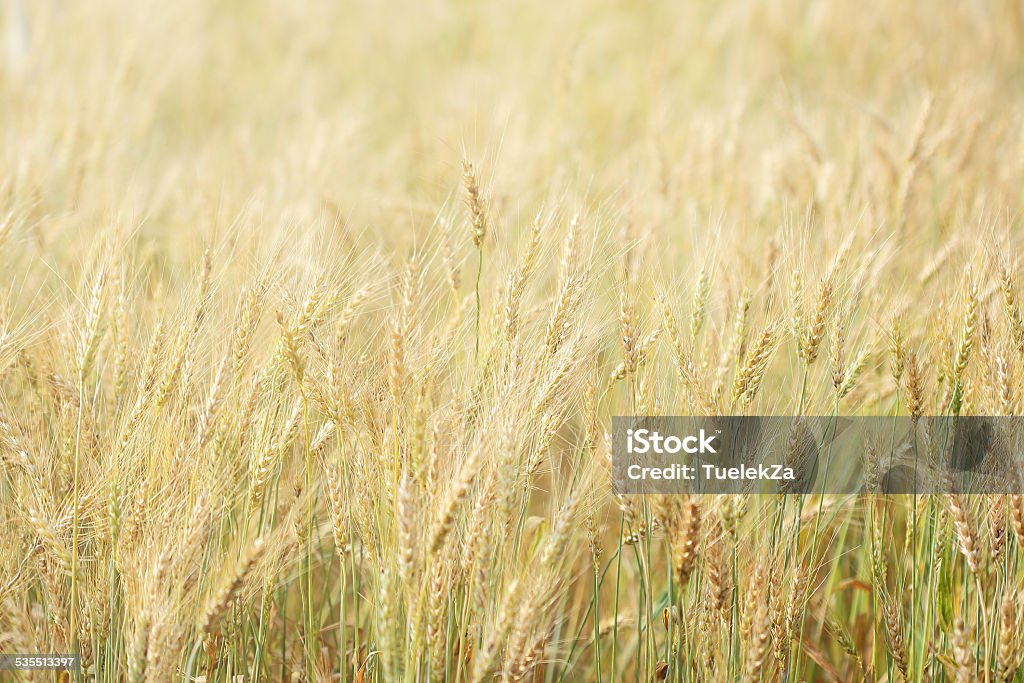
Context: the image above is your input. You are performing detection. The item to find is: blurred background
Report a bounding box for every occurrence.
[3,0,1022,272]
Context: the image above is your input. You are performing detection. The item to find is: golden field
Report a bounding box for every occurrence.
[1,0,1024,680]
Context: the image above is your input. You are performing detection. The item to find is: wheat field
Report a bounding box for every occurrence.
[1,0,1024,681]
